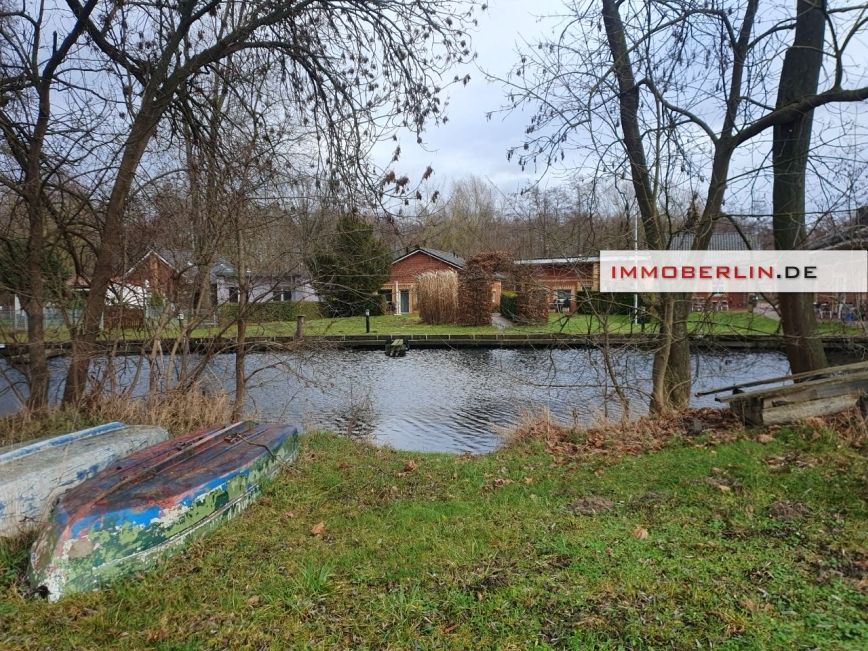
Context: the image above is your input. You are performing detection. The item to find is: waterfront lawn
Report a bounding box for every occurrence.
[1,424,865,649]
[0,311,861,342]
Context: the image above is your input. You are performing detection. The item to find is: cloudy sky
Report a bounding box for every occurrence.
[371,0,868,215]
[371,0,567,197]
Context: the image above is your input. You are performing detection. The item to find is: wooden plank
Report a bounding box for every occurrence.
[696,360,868,397]
[718,370,868,403]
[762,393,862,425]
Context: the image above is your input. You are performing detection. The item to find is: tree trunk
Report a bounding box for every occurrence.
[773,0,828,374]
[602,0,688,413]
[232,315,246,421]
[22,82,52,410]
[24,207,48,410]
[62,111,160,404]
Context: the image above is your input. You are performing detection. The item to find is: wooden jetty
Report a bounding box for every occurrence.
[698,360,868,426]
[385,338,408,357]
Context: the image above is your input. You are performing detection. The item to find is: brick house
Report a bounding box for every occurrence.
[670,231,762,311]
[382,247,466,314]
[121,250,181,300]
[512,257,599,312]
[384,248,600,315]
[119,249,317,310]
[807,213,868,320]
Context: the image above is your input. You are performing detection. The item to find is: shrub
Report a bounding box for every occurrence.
[417,271,458,324]
[457,268,492,326]
[218,300,321,324]
[515,281,549,325]
[500,290,518,320]
[574,291,637,315]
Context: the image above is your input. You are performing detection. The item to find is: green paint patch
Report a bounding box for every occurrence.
[1,428,866,649]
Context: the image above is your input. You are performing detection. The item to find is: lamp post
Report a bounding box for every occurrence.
[365,309,370,333]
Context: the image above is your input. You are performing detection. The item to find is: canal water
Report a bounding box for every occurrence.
[0,348,791,453]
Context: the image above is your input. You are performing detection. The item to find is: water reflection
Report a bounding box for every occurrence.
[0,348,790,452]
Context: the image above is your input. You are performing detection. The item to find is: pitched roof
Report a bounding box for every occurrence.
[515,256,599,265]
[393,247,465,269]
[807,224,868,250]
[669,231,762,251]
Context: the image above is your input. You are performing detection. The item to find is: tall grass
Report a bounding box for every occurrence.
[416,270,458,324]
[0,389,233,447]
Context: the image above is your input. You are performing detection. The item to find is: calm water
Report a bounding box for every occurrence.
[0,348,791,452]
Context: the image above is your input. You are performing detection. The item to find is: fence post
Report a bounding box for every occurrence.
[295,315,305,340]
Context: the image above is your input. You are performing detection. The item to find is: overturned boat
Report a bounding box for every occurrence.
[29,421,299,600]
[0,422,170,538]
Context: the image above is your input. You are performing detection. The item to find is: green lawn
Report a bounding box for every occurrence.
[0,311,861,343]
[1,423,865,649]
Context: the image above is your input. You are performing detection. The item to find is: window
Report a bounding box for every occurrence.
[228,287,239,303]
[271,289,293,302]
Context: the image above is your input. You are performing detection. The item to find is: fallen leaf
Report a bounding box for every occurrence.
[310,521,325,536]
[403,460,418,473]
[756,434,775,444]
[523,476,534,484]
[632,526,649,540]
[247,595,261,606]
[283,511,295,519]
[337,462,350,470]
[718,484,732,493]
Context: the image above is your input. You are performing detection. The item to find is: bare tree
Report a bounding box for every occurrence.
[501,0,868,411]
[1,0,479,405]
[773,0,830,374]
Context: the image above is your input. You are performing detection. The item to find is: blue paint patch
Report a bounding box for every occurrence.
[75,463,101,481]
[100,504,162,531]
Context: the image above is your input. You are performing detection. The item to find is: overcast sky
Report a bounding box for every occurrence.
[371,0,567,197]
[371,0,868,215]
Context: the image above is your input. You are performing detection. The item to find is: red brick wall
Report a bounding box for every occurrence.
[389,251,459,283]
[126,253,175,294]
[528,262,595,288]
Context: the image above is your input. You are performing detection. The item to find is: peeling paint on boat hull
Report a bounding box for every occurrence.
[0,423,169,538]
[28,421,299,600]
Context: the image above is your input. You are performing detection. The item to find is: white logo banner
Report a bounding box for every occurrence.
[600,250,867,294]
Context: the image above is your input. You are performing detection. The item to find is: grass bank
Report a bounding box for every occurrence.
[1,415,865,649]
[2,310,861,344]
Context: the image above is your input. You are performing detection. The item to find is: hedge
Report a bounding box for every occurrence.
[499,290,518,320]
[574,291,638,315]
[218,300,321,323]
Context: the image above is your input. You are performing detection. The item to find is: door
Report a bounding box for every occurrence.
[399,289,410,314]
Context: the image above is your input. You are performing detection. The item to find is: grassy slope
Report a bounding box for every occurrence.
[1,427,865,650]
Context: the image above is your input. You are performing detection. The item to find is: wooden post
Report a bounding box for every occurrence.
[295,315,305,339]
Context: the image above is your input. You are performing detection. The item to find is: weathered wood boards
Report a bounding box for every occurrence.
[28,421,299,601]
[705,361,868,426]
[0,423,170,538]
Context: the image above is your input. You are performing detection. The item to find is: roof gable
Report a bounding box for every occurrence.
[392,247,465,269]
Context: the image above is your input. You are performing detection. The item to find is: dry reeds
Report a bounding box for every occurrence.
[416,270,458,324]
[0,388,233,448]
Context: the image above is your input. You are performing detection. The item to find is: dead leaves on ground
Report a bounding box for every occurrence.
[569,496,614,515]
[511,408,744,463]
